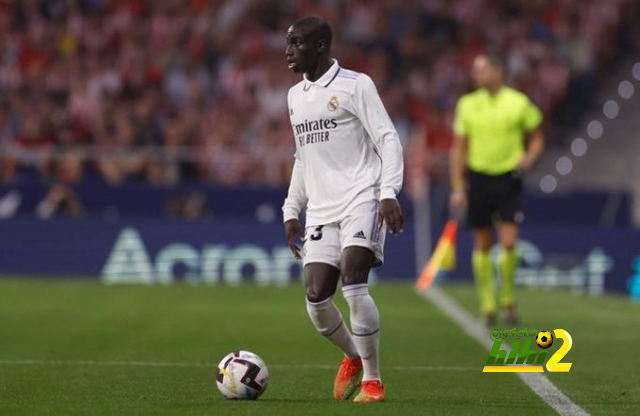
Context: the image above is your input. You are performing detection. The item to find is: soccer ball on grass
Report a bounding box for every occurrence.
[216,350,269,400]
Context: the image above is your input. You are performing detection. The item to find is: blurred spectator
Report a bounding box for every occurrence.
[166,190,209,221]
[0,151,17,183]
[0,0,636,190]
[35,184,85,219]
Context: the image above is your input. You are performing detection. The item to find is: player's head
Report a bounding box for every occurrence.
[472,51,505,89]
[285,16,333,74]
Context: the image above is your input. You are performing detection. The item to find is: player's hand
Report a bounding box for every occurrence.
[284,219,304,260]
[449,190,467,213]
[379,198,403,235]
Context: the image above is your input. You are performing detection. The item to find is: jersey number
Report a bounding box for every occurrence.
[309,226,324,241]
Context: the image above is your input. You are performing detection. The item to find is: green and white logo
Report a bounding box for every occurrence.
[483,329,573,373]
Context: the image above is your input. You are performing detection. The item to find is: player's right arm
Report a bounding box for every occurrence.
[282,89,306,259]
[450,98,468,213]
[282,154,306,259]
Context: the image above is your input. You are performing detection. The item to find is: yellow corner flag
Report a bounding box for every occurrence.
[415,219,458,291]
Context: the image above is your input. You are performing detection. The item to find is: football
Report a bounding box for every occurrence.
[536,331,554,349]
[215,350,269,400]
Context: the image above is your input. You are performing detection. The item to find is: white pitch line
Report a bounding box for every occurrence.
[420,287,589,416]
[0,359,210,368]
[0,359,475,372]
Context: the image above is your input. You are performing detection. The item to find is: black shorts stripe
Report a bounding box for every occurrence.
[370,202,380,242]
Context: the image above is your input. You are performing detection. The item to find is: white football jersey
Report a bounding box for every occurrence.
[282,60,404,226]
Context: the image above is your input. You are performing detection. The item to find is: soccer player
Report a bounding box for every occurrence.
[450,52,544,325]
[282,16,404,402]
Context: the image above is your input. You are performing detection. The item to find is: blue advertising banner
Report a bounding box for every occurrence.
[448,227,635,296]
[0,219,415,284]
[0,219,637,297]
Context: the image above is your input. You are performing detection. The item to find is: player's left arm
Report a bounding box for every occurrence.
[352,74,404,234]
[518,98,545,172]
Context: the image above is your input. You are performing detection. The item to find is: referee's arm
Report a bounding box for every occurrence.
[518,128,545,172]
[449,132,468,212]
[450,97,469,212]
[518,97,545,172]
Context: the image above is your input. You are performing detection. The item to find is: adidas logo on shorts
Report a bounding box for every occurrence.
[353,230,366,239]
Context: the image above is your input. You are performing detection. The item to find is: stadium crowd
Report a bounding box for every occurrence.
[0,0,636,188]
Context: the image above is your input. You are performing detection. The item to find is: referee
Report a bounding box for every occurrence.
[450,52,544,325]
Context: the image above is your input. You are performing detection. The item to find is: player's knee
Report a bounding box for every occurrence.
[341,247,374,285]
[341,263,370,286]
[473,244,491,254]
[500,241,516,251]
[305,285,333,304]
[498,235,517,251]
[473,232,492,251]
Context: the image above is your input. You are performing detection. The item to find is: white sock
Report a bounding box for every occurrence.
[306,296,359,360]
[342,284,380,381]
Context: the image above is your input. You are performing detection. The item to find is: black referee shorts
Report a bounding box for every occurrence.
[466,169,523,229]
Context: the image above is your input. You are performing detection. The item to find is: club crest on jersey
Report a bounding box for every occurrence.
[327,95,339,112]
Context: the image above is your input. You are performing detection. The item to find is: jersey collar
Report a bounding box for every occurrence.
[303,59,340,89]
[480,86,506,99]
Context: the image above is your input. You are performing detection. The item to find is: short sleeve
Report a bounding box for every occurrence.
[522,98,543,132]
[453,98,467,137]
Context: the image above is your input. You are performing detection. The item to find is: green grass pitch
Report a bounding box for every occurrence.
[0,279,638,415]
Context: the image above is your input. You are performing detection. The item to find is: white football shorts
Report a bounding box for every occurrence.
[302,200,386,268]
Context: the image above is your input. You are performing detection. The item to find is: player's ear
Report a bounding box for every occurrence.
[317,39,326,54]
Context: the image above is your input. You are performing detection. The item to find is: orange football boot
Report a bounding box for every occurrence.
[353,380,385,402]
[333,357,362,400]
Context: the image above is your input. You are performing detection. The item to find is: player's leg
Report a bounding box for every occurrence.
[305,264,363,400]
[472,228,496,324]
[341,246,384,402]
[302,224,361,400]
[496,171,524,324]
[467,171,498,324]
[305,263,359,359]
[338,202,386,402]
[497,223,519,323]
[304,224,359,359]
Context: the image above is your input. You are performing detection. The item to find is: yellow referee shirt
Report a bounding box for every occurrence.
[454,86,543,175]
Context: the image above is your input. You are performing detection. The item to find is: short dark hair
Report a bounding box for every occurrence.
[292,16,333,48]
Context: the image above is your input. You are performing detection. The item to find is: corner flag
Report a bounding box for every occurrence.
[415,219,458,291]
